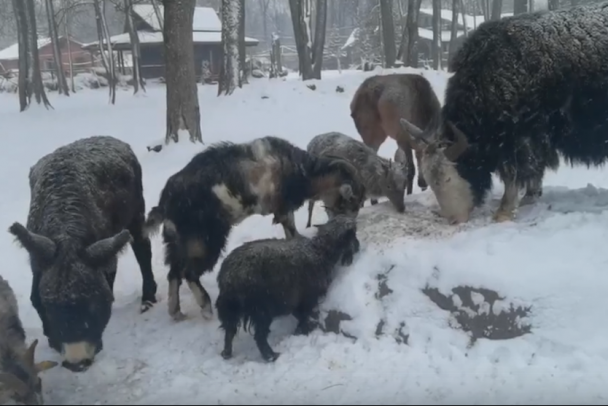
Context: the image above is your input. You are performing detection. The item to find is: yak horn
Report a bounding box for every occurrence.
[444,122,469,162]
[399,118,430,145]
[24,339,38,368]
[35,361,58,373]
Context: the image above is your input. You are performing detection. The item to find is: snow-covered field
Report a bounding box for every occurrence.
[2,67,608,405]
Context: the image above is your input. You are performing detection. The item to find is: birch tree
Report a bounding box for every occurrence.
[163,0,202,143]
[218,0,241,95]
[45,0,69,96]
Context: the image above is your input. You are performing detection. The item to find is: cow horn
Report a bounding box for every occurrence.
[35,361,58,373]
[443,121,469,162]
[24,339,38,367]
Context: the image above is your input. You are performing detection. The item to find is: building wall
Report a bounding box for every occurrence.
[38,38,93,75]
[139,43,223,80]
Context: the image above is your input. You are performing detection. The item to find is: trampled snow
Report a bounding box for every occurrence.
[1,67,608,404]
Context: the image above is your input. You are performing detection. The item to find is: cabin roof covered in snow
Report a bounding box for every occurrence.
[133,4,222,32]
[418,8,514,29]
[82,30,259,49]
[417,28,466,42]
[0,38,51,61]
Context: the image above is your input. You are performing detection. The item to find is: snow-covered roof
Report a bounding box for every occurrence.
[418,9,513,30]
[82,30,259,49]
[418,28,466,42]
[0,37,52,61]
[132,4,222,32]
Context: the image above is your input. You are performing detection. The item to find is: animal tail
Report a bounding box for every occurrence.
[216,293,250,333]
[143,206,165,237]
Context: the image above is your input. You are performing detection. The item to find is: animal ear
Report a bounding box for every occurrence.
[35,361,58,374]
[8,223,56,263]
[84,230,132,264]
[0,373,28,396]
[339,184,353,199]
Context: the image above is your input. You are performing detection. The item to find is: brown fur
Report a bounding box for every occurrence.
[350,73,442,194]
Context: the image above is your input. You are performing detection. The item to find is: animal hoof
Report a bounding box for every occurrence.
[171,311,187,322]
[493,211,514,223]
[420,186,428,192]
[263,352,280,363]
[221,350,233,360]
[140,300,155,314]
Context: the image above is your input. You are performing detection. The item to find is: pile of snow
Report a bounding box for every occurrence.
[1,66,608,404]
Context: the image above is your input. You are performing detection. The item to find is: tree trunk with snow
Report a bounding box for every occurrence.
[513,0,527,14]
[289,0,314,80]
[380,0,396,68]
[163,0,202,143]
[238,0,248,84]
[448,0,458,66]
[124,0,146,94]
[405,0,422,67]
[311,0,327,79]
[25,0,52,109]
[45,0,69,96]
[431,0,441,70]
[93,0,116,104]
[151,0,164,30]
[491,0,503,20]
[459,0,468,37]
[218,0,241,95]
[63,1,75,93]
[12,0,29,111]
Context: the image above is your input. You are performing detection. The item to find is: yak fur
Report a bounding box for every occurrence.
[215,215,360,362]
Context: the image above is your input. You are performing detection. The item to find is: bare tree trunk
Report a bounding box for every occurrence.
[459,0,468,37]
[380,0,396,68]
[261,0,269,48]
[63,1,75,93]
[218,0,241,95]
[45,0,69,96]
[93,0,116,104]
[238,0,248,84]
[405,0,422,67]
[289,0,314,80]
[25,0,52,109]
[431,0,441,70]
[151,0,164,30]
[164,0,202,143]
[448,0,458,66]
[12,0,29,111]
[311,0,327,79]
[491,0,503,20]
[513,0,527,13]
[124,0,146,94]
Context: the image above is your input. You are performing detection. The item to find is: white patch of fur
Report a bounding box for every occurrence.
[187,281,213,320]
[420,151,474,224]
[247,156,279,215]
[62,342,95,364]
[163,220,177,236]
[211,183,247,223]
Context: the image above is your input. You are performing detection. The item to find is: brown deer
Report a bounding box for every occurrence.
[350,73,441,196]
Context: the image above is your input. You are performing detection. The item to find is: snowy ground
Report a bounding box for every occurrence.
[2,67,608,405]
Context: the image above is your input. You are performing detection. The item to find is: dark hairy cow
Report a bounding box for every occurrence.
[399,3,608,223]
[8,136,158,372]
[144,136,365,323]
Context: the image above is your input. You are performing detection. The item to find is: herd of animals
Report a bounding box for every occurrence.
[2,1,608,404]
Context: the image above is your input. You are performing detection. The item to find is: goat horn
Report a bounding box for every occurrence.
[399,118,430,145]
[24,339,38,367]
[0,373,28,396]
[35,361,59,373]
[444,121,469,162]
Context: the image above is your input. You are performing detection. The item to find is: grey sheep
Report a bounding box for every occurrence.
[216,215,360,362]
[306,131,408,227]
[0,275,57,405]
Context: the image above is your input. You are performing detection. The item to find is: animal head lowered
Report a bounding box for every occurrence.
[0,340,58,405]
[312,214,360,266]
[8,222,133,372]
[381,158,408,213]
[399,118,475,224]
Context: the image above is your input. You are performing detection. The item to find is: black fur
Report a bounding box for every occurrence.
[440,2,608,204]
[215,215,360,362]
[145,136,364,321]
[8,136,157,371]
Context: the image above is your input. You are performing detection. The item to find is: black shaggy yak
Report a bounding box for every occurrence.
[9,136,157,372]
[216,215,360,362]
[398,3,608,223]
[144,136,365,322]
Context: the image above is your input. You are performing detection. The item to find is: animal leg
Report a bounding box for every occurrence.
[253,317,280,362]
[293,303,316,336]
[520,177,543,206]
[415,148,428,191]
[128,224,158,313]
[306,200,315,228]
[105,271,117,292]
[185,273,213,321]
[221,323,238,360]
[365,130,385,206]
[276,211,300,239]
[398,141,416,196]
[167,271,186,322]
[494,177,520,223]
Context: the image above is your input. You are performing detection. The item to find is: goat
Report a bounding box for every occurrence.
[398,4,608,223]
[216,215,360,362]
[8,136,157,372]
[350,73,441,195]
[0,275,57,405]
[306,131,408,227]
[143,136,365,322]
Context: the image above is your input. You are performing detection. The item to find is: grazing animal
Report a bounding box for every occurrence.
[306,132,408,227]
[0,275,57,405]
[398,4,608,223]
[143,136,365,322]
[350,73,442,195]
[8,136,158,372]
[216,215,360,362]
